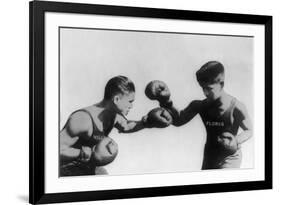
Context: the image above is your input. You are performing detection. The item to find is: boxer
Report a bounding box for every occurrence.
[60,76,173,176]
[145,61,252,169]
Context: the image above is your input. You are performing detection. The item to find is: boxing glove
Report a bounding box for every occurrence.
[91,137,119,166]
[145,80,172,107]
[143,107,173,128]
[217,132,239,156]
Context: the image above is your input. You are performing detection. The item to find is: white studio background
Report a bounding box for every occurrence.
[60,28,254,175]
[0,0,280,205]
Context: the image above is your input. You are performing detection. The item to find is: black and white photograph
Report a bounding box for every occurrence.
[1,0,279,203]
[59,27,254,177]
[29,1,272,204]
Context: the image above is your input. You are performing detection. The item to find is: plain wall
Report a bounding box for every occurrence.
[0,0,279,204]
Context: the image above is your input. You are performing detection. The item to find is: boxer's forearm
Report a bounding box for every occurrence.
[119,120,145,133]
[60,146,81,162]
[236,130,252,145]
[159,100,180,123]
[236,113,253,145]
[170,101,200,126]
[165,105,192,127]
[165,106,182,126]
[234,102,253,146]
[161,101,198,127]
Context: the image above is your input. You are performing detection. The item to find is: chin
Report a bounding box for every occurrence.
[207,96,217,101]
[122,111,129,116]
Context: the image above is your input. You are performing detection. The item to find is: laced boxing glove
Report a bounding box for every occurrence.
[143,107,173,128]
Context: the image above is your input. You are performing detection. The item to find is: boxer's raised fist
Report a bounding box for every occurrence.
[145,80,171,106]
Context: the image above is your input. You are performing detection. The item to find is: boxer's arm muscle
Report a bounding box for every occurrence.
[60,112,92,162]
[168,100,201,126]
[234,102,253,145]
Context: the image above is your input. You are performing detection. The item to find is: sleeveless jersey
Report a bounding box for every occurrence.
[70,105,115,148]
[199,98,239,144]
[199,98,242,168]
[60,105,115,176]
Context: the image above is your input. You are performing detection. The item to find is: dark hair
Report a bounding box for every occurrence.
[104,76,135,100]
[196,61,225,86]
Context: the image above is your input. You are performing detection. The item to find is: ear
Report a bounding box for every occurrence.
[113,95,120,105]
[92,145,97,152]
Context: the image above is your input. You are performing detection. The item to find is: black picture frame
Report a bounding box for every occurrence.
[29,0,272,204]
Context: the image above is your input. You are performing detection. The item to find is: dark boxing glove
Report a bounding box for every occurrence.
[145,80,172,107]
[143,107,173,128]
[91,137,119,166]
[217,132,239,156]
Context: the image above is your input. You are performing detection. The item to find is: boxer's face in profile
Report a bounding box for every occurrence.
[202,83,223,101]
[114,92,135,116]
[92,137,118,166]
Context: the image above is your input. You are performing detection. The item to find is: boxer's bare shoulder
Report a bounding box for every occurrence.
[233,100,248,120]
[64,110,93,139]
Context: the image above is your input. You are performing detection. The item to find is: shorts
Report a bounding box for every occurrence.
[60,160,96,177]
[202,149,242,170]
